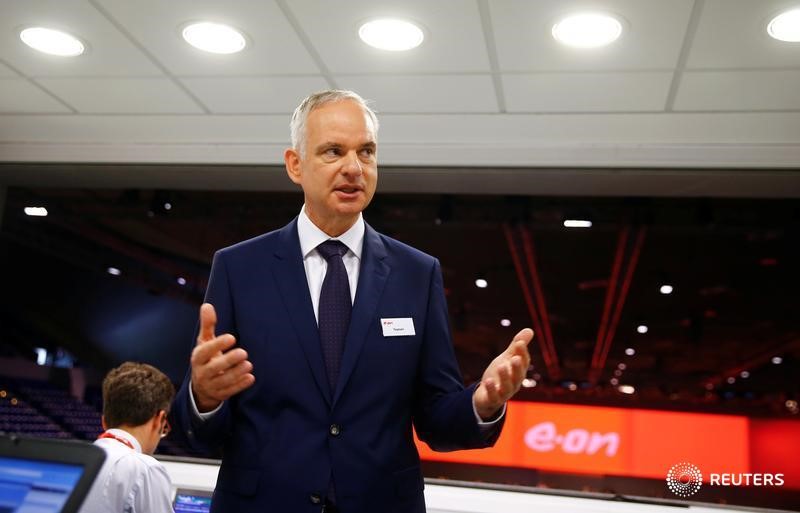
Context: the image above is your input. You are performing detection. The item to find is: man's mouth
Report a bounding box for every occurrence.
[335,186,362,194]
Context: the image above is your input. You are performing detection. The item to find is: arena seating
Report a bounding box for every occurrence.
[0,377,190,456]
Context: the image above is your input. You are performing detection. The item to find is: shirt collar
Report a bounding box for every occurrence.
[106,428,142,453]
[297,205,364,260]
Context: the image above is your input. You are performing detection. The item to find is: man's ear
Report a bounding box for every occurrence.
[152,410,164,430]
[284,147,302,185]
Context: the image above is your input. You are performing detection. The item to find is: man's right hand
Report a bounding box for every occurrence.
[190,303,255,413]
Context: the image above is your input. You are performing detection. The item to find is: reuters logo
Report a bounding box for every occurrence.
[666,462,703,498]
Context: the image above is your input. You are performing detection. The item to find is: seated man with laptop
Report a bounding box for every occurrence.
[79,362,175,513]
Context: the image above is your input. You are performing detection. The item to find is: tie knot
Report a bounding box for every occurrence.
[317,240,348,261]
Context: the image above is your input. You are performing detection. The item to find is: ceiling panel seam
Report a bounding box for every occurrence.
[0,58,78,114]
[664,0,706,112]
[86,0,212,114]
[685,66,800,72]
[477,0,506,113]
[4,109,800,117]
[274,0,338,90]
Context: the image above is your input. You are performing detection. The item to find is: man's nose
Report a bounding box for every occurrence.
[341,151,363,176]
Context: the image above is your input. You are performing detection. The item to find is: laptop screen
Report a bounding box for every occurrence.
[0,457,84,513]
[0,435,105,513]
[172,488,213,513]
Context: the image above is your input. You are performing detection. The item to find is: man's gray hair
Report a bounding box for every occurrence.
[290,89,379,158]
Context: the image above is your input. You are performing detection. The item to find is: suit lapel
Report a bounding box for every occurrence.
[271,219,332,406]
[333,224,390,407]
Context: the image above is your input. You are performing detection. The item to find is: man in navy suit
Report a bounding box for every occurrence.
[173,90,533,513]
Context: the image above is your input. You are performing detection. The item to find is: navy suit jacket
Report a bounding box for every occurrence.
[173,218,503,513]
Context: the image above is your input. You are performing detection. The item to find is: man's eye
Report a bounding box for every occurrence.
[324,148,340,156]
[360,148,375,157]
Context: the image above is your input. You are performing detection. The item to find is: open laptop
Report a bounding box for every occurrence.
[0,434,105,513]
[172,487,213,513]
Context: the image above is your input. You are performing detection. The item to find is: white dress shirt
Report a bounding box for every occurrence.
[79,428,174,513]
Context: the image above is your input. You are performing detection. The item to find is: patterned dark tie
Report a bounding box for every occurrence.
[316,240,352,394]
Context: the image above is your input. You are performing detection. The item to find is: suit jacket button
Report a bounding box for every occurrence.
[329,424,341,436]
[310,493,322,504]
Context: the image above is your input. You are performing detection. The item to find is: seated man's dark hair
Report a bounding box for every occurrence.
[102,362,175,428]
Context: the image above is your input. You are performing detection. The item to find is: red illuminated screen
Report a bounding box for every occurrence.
[416,402,800,488]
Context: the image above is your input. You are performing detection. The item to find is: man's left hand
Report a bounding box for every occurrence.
[473,328,534,421]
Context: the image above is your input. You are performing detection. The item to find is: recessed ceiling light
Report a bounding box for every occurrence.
[618,384,635,394]
[107,267,121,276]
[182,22,246,54]
[521,378,537,388]
[726,376,736,385]
[552,12,623,49]
[740,370,750,379]
[617,363,626,370]
[610,377,619,386]
[177,277,187,286]
[20,27,85,57]
[500,318,511,327]
[768,9,800,42]
[24,207,48,217]
[625,347,636,356]
[771,356,783,365]
[475,278,488,289]
[358,18,424,51]
[659,284,673,294]
[563,219,592,228]
[636,324,648,334]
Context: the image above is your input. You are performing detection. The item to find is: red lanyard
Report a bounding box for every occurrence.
[98,431,135,450]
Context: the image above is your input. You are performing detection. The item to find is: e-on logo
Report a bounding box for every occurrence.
[666,462,703,498]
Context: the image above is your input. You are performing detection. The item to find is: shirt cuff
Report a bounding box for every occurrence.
[472,396,506,431]
[189,380,224,421]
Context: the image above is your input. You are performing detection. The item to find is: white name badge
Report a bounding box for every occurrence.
[381,317,416,337]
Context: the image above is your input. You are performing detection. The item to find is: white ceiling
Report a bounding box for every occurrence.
[0,0,799,193]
